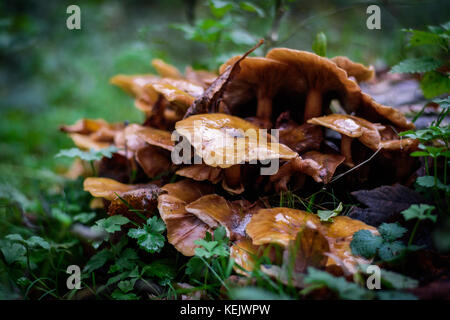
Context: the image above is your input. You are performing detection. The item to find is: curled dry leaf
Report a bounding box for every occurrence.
[157,180,214,256]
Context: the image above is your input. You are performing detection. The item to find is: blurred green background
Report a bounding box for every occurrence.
[1,0,449,197]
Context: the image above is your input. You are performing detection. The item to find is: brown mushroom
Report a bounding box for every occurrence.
[83,177,153,201]
[176,164,223,184]
[151,59,183,79]
[246,207,376,273]
[266,48,361,122]
[157,180,214,256]
[307,114,381,166]
[219,56,291,127]
[331,56,375,83]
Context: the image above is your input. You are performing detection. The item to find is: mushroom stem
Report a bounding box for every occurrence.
[224,165,242,189]
[304,89,322,121]
[256,90,273,127]
[340,135,354,167]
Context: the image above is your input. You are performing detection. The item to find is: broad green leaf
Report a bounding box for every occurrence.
[94,215,130,234]
[420,71,450,99]
[1,242,26,265]
[390,57,443,74]
[401,204,437,223]
[111,289,140,300]
[378,223,407,241]
[109,248,139,273]
[405,29,447,47]
[83,249,113,274]
[127,216,166,253]
[380,269,418,289]
[55,146,119,162]
[378,241,406,261]
[73,212,96,224]
[350,230,383,258]
[239,2,265,17]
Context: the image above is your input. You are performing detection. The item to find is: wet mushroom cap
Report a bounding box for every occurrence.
[157,180,214,256]
[134,125,175,151]
[246,207,376,273]
[175,113,297,168]
[176,164,223,184]
[307,114,381,150]
[83,177,152,201]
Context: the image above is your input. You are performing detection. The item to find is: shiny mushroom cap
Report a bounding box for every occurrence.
[83,177,153,201]
[175,113,297,168]
[151,59,183,79]
[246,207,376,273]
[157,180,214,256]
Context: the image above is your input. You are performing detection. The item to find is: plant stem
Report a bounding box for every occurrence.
[90,161,97,177]
[408,219,421,246]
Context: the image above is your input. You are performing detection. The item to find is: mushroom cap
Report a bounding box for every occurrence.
[110,74,160,102]
[83,177,151,201]
[146,82,196,113]
[176,164,223,184]
[357,93,415,130]
[157,180,214,256]
[134,125,174,151]
[331,56,375,83]
[307,114,381,150]
[61,119,123,150]
[266,48,362,114]
[246,207,376,273]
[230,239,261,275]
[108,187,160,222]
[151,59,183,79]
[278,122,323,154]
[218,56,298,120]
[185,194,260,240]
[175,113,297,168]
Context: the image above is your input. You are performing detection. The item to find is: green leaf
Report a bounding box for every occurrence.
[401,204,437,223]
[304,267,371,300]
[433,97,450,109]
[111,289,140,300]
[117,278,137,293]
[94,215,130,234]
[185,256,206,279]
[26,236,50,250]
[230,287,289,300]
[55,146,119,162]
[1,242,26,265]
[213,226,227,242]
[109,248,139,273]
[378,241,406,261]
[378,223,407,241]
[317,202,343,222]
[239,2,265,17]
[141,259,176,281]
[83,249,113,274]
[209,0,234,18]
[420,71,450,99]
[73,212,96,224]
[416,175,436,188]
[127,216,166,253]
[406,29,447,47]
[390,57,443,74]
[380,269,418,289]
[312,32,327,57]
[350,230,383,258]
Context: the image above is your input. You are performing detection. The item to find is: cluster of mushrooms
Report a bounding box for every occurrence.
[61,43,420,278]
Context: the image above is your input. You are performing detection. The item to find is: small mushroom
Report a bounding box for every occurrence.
[331,56,375,83]
[266,48,361,121]
[307,114,381,166]
[219,56,291,127]
[83,177,153,201]
[157,180,214,256]
[61,119,124,150]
